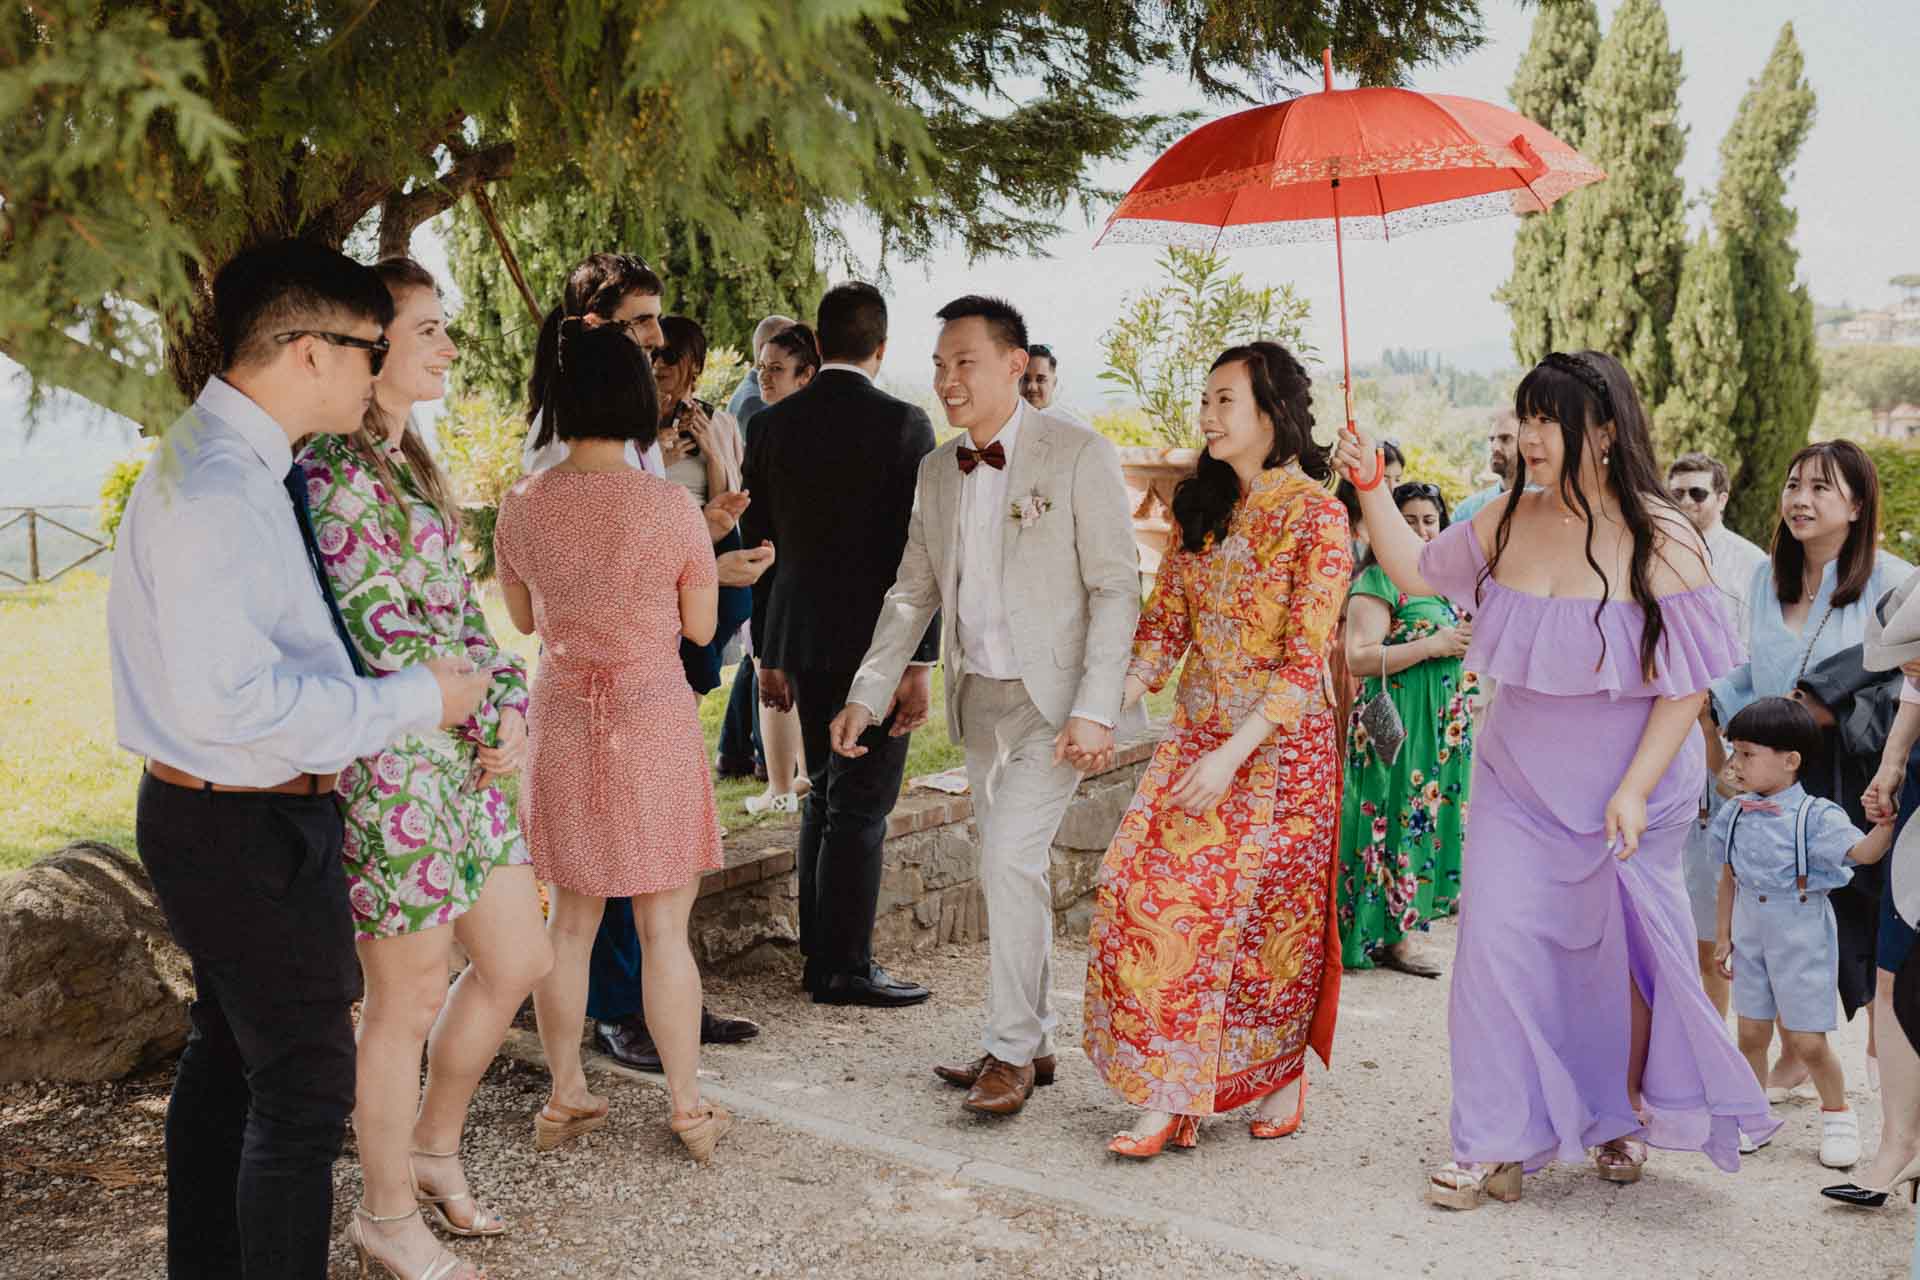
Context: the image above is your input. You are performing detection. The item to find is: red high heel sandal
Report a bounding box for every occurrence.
[1249,1078,1307,1140]
[1108,1113,1199,1159]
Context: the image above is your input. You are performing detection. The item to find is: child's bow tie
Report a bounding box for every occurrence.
[1737,797,1784,815]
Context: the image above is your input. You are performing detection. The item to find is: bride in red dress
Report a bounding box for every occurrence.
[1083,341,1348,1156]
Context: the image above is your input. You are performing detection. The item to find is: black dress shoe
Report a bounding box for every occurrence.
[701,1007,761,1044]
[1820,1182,1892,1208]
[813,968,932,1007]
[594,1016,662,1071]
[715,752,758,780]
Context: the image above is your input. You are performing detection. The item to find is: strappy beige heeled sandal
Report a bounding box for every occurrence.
[345,1204,484,1280]
[410,1149,506,1237]
[1427,1161,1523,1210]
[1591,1136,1647,1184]
[670,1103,734,1163]
[534,1097,609,1152]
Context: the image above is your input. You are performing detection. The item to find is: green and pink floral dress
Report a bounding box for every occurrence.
[296,431,531,939]
[1336,562,1474,968]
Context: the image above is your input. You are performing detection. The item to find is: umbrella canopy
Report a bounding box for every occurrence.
[1097,50,1605,441]
[1098,85,1603,250]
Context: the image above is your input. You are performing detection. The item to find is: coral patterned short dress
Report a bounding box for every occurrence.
[493,468,723,897]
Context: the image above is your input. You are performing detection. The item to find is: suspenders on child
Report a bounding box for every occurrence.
[1722,796,1815,903]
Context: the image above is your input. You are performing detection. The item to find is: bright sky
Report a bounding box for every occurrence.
[8,0,1916,499]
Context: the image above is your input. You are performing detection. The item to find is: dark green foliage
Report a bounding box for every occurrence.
[1715,24,1819,542]
[3,0,1492,431]
[1493,0,1598,364]
[1555,0,1686,409]
[1857,438,1920,551]
[1657,229,1741,461]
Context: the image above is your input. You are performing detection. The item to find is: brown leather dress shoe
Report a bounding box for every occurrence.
[962,1055,1036,1116]
[934,1054,1057,1089]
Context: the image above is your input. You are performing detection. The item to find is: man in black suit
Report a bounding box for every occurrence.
[743,282,936,1007]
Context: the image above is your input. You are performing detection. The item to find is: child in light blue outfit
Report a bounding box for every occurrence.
[1712,697,1893,1169]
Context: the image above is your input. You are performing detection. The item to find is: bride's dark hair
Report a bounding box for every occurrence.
[1171,342,1330,552]
[1487,350,1696,680]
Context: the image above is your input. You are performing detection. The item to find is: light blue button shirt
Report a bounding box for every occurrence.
[1710,551,1912,722]
[107,378,441,785]
[1450,481,1508,523]
[1706,782,1864,893]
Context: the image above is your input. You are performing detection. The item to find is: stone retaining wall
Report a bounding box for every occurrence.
[690,732,1158,968]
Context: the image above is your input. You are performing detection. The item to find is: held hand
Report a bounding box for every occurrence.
[474,707,527,790]
[1864,760,1906,825]
[426,656,489,728]
[758,666,794,713]
[1331,423,1379,485]
[1430,625,1470,660]
[717,541,775,587]
[703,490,750,542]
[1603,785,1648,860]
[1167,746,1240,815]
[889,667,933,737]
[1902,657,1920,682]
[1053,717,1115,773]
[830,703,875,757]
[1713,937,1734,980]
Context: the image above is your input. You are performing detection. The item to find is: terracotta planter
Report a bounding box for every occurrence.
[1117,445,1201,588]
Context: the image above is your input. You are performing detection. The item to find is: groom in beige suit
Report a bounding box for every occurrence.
[831,296,1139,1117]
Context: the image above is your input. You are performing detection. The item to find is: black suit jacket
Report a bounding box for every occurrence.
[742,369,939,673]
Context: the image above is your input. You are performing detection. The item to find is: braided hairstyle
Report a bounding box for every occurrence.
[1171,342,1330,553]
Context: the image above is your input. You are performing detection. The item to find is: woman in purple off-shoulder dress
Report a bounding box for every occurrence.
[1337,350,1776,1209]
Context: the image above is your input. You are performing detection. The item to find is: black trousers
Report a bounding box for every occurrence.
[790,668,913,980]
[717,656,764,767]
[135,772,361,1280]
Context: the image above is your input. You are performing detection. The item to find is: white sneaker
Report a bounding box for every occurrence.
[744,790,801,816]
[1739,1127,1774,1155]
[1765,1083,1820,1104]
[1820,1109,1861,1169]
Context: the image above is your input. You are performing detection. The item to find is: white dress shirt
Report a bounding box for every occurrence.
[108,378,442,785]
[956,403,1024,679]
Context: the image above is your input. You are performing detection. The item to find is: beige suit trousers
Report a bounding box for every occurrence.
[957,675,1084,1066]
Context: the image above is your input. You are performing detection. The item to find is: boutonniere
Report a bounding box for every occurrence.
[1010,489,1053,528]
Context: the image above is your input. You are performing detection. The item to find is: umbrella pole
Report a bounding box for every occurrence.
[1332,177,1355,440]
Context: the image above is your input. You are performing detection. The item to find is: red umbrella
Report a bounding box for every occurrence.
[1097,49,1605,439]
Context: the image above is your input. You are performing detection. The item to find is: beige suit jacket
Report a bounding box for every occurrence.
[847,402,1140,741]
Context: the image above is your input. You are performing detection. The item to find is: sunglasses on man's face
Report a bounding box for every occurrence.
[276,329,389,376]
[1669,486,1714,505]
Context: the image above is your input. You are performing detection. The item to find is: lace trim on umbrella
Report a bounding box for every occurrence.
[1112,142,1602,220]
[1098,191,1556,249]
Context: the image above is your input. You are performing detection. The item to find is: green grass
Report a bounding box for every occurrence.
[0,575,979,873]
[2,574,1168,875]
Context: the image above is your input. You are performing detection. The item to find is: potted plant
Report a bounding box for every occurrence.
[1099,247,1311,581]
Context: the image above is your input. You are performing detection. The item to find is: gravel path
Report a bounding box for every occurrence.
[3,918,1913,1278]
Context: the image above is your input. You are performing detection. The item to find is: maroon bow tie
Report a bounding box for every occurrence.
[956,441,1007,474]
[1738,797,1783,815]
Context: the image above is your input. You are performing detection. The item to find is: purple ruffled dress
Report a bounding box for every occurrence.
[1420,522,1778,1172]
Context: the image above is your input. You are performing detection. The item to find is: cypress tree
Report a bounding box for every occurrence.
[1556,0,1687,410]
[1656,230,1743,462]
[1493,0,1600,365]
[1715,24,1819,542]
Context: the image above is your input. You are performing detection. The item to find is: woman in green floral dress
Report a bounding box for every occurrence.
[297,259,552,1280]
[1337,482,1476,977]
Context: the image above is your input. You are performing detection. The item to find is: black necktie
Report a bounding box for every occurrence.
[284,464,368,677]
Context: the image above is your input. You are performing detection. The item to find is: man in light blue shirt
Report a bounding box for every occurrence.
[1451,410,1520,522]
[109,240,488,1280]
